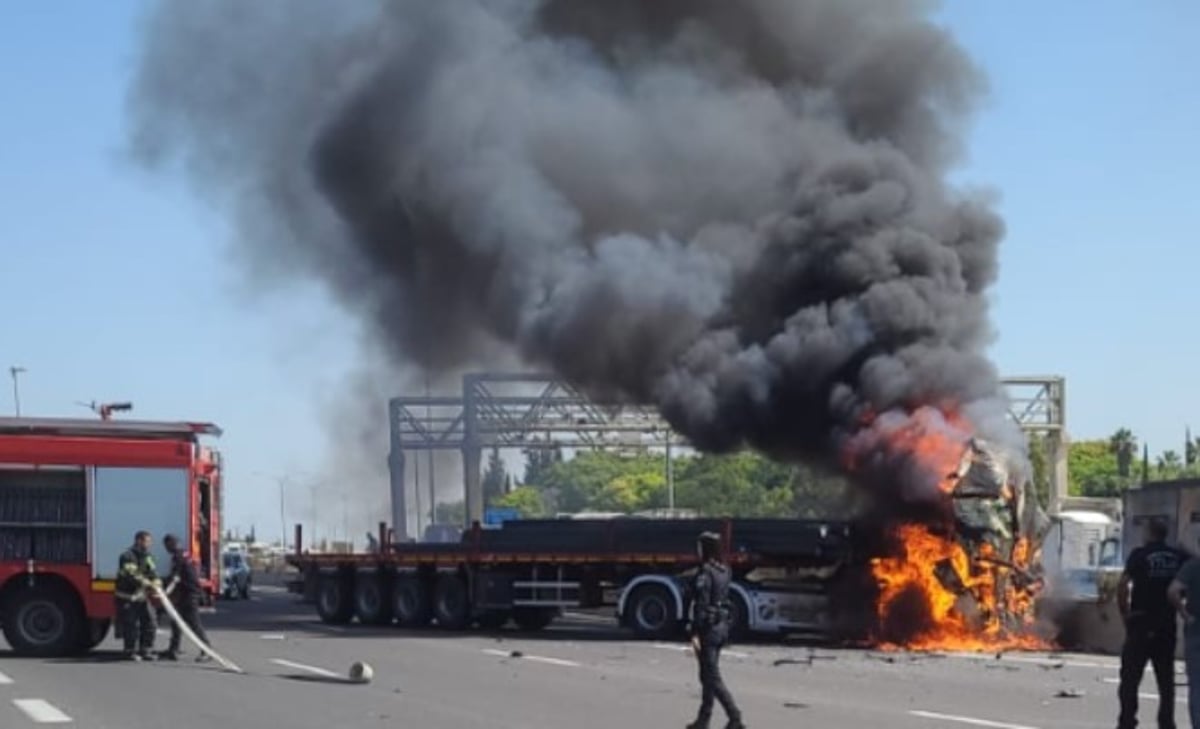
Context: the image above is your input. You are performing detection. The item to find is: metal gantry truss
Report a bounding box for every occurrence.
[388,373,1068,535]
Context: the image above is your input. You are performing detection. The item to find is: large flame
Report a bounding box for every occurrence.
[852,407,1047,652]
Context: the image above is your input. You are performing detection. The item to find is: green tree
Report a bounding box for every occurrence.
[482,448,508,506]
[491,486,546,517]
[522,445,563,487]
[1109,428,1137,478]
[1068,440,1125,497]
[674,452,794,517]
[1157,450,1183,478]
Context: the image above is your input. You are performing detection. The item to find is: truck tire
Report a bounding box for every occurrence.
[393,576,432,627]
[728,592,751,641]
[2,584,83,657]
[476,610,511,630]
[315,574,354,624]
[432,574,470,630]
[512,607,556,631]
[626,583,681,639]
[354,574,393,625]
[74,618,111,654]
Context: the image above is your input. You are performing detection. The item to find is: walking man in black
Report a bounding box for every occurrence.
[160,533,212,662]
[688,531,744,729]
[1117,518,1188,729]
[115,530,159,661]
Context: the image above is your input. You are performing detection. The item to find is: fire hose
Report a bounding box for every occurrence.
[147,582,243,674]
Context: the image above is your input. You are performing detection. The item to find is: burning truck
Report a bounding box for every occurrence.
[839,417,1053,651]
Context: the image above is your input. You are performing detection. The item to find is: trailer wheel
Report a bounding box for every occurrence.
[432,574,470,630]
[2,584,83,657]
[513,607,556,631]
[627,584,680,639]
[476,610,511,630]
[353,574,393,625]
[393,576,432,627]
[315,575,354,624]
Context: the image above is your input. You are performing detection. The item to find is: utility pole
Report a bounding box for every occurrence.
[427,376,435,531]
[9,366,25,416]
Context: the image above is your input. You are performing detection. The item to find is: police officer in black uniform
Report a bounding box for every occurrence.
[687,531,745,729]
[1117,518,1188,729]
[160,533,212,662]
[115,530,160,661]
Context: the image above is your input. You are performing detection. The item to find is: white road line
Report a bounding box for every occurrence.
[909,710,1039,729]
[1100,677,1185,702]
[260,633,286,640]
[650,642,749,659]
[481,648,582,667]
[0,670,12,685]
[269,658,341,679]
[943,652,1119,670]
[13,699,72,724]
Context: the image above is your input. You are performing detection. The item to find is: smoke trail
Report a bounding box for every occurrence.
[127,0,1023,508]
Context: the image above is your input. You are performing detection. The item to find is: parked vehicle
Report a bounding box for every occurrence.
[0,417,223,656]
[222,549,251,599]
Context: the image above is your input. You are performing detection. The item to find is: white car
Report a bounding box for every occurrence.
[222,551,252,599]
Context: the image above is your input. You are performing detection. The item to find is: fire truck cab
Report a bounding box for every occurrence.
[0,417,222,656]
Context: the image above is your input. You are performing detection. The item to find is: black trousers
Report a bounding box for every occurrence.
[694,626,741,724]
[1118,620,1177,729]
[117,599,156,655]
[167,599,209,653]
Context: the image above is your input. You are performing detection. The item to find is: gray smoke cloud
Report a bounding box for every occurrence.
[127,0,1024,509]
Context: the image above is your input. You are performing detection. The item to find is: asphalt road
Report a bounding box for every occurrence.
[0,588,1190,728]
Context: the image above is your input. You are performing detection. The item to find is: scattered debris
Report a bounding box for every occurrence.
[510,650,524,658]
[985,664,1020,672]
[1054,689,1085,699]
[349,662,373,684]
[783,702,808,710]
[1038,662,1065,670]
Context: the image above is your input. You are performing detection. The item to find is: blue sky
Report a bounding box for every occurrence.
[1,2,1197,542]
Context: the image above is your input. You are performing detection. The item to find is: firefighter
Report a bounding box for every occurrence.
[1117,518,1188,729]
[687,531,745,729]
[115,530,160,661]
[159,533,212,662]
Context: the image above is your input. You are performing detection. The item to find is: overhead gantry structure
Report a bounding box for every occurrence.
[387,373,1067,537]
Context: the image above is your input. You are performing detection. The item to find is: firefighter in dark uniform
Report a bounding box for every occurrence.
[687,531,745,729]
[115,530,160,661]
[1117,518,1188,729]
[160,533,212,662]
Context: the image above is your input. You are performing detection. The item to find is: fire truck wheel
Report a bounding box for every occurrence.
[74,618,111,653]
[627,584,681,640]
[432,574,470,630]
[316,575,354,624]
[2,584,83,657]
[512,607,556,631]
[353,574,394,625]
[392,576,432,627]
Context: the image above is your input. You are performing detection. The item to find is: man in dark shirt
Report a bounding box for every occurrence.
[160,533,212,662]
[1117,518,1188,729]
[687,531,744,729]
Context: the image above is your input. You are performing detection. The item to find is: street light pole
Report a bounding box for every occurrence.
[9,366,25,417]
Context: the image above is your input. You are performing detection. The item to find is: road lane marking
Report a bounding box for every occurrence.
[0,670,12,685]
[909,710,1038,729]
[270,658,341,679]
[650,642,749,659]
[260,633,286,640]
[481,648,581,667]
[1100,677,1185,702]
[13,699,72,724]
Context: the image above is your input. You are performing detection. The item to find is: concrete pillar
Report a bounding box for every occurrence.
[389,448,407,542]
[1049,431,1069,513]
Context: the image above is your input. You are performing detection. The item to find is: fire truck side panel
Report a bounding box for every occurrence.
[91,467,189,583]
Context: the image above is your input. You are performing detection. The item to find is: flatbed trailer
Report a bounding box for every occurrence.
[287,517,854,639]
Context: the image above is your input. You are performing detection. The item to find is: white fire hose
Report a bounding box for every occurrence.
[148,582,244,674]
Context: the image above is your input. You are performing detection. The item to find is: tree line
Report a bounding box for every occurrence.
[429,427,1200,525]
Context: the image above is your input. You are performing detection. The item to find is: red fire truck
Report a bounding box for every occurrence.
[0,417,223,656]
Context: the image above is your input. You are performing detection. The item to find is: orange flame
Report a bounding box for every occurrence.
[852,406,1047,652]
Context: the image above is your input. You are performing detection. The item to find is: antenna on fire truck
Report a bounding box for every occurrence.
[75,401,134,421]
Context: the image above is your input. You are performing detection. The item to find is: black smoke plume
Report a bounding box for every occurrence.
[127,0,1025,507]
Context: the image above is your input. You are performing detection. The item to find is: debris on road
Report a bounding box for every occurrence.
[349,662,373,684]
[1054,689,1085,698]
